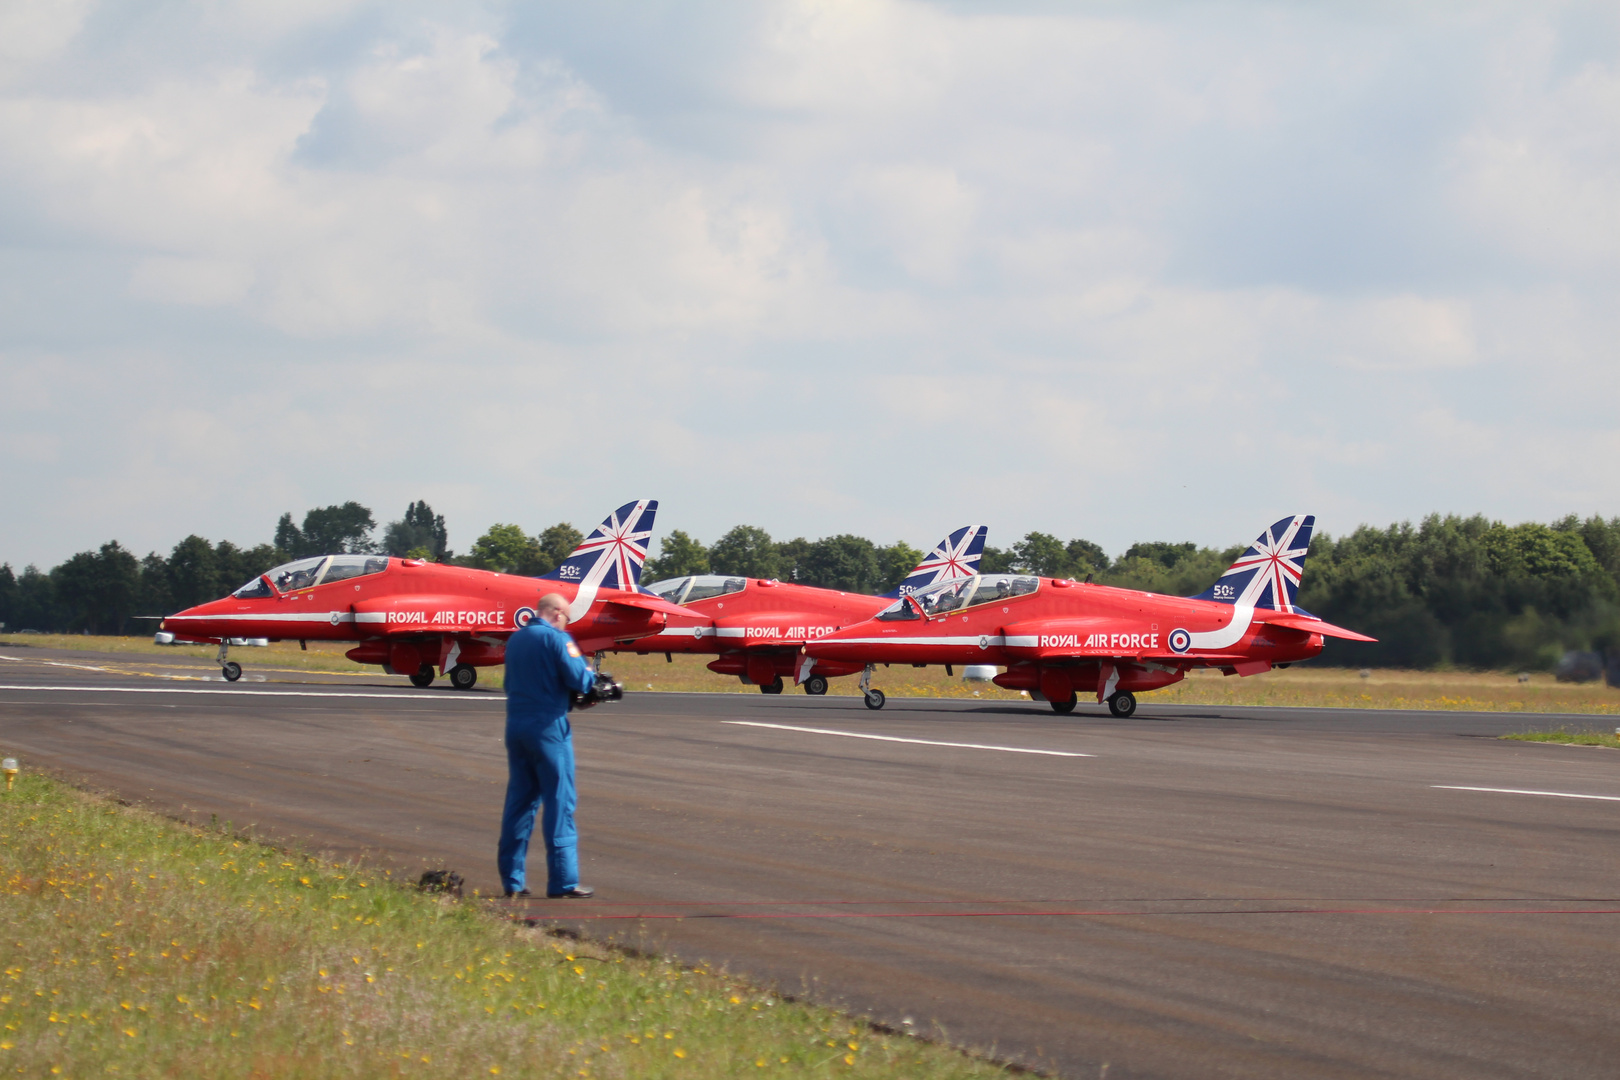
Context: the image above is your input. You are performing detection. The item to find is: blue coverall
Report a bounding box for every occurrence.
[497,619,595,895]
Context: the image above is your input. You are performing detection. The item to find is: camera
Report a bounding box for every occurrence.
[570,673,624,710]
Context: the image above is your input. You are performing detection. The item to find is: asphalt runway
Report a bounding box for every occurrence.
[2,646,1619,1078]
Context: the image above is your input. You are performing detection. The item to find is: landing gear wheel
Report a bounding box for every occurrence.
[450,664,478,691]
[1107,691,1136,718]
[221,662,242,682]
[760,676,784,695]
[409,665,435,688]
[863,689,886,710]
[803,675,829,696]
[1051,697,1076,714]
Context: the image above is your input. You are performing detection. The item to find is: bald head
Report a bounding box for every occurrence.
[537,593,571,629]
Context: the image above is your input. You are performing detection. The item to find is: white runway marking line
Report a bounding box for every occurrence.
[1434,785,1620,803]
[0,654,120,674]
[722,721,1093,757]
[0,684,498,702]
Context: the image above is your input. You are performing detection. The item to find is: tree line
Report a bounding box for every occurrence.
[5,505,1620,671]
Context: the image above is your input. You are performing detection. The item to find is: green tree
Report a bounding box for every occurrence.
[1300,526,1446,667]
[52,541,140,634]
[273,513,304,557]
[710,526,782,580]
[1011,532,1073,577]
[0,563,15,630]
[167,535,220,610]
[214,542,282,595]
[875,541,925,592]
[134,553,171,617]
[300,502,377,555]
[797,535,881,592]
[13,565,59,631]
[1122,541,1197,569]
[467,524,544,575]
[1573,515,1620,581]
[978,545,1014,574]
[775,537,811,582]
[535,523,584,575]
[1065,539,1110,576]
[383,501,450,560]
[644,531,710,581]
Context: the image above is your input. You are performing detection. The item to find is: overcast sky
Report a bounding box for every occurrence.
[3,1,1617,570]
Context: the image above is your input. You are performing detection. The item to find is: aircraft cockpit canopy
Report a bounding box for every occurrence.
[234,554,392,597]
[875,574,1038,621]
[645,575,749,606]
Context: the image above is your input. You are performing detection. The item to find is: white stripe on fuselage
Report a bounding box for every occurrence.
[820,635,1009,648]
[1186,604,1254,651]
[165,612,355,624]
[567,584,599,624]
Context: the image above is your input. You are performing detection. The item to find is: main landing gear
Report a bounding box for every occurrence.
[1107,691,1137,718]
[1050,696,1076,714]
[802,674,828,696]
[409,664,435,688]
[449,664,478,691]
[760,676,784,694]
[216,641,242,682]
[858,664,886,710]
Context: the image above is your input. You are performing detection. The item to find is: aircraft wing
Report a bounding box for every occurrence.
[1259,612,1378,642]
[570,594,710,654]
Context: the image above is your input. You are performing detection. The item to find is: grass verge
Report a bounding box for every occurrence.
[0,772,1006,1079]
[1500,727,1620,749]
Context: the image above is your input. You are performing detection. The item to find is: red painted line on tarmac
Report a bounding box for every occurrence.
[520,896,1620,906]
[514,906,1620,922]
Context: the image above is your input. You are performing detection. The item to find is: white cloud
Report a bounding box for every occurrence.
[129,257,255,306]
[1,1,1618,569]
[0,0,93,69]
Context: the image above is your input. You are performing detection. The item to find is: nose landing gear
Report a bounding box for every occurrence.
[216,642,242,682]
[858,664,886,710]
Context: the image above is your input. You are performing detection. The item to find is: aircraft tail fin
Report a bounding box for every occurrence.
[539,499,658,591]
[882,525,988,597]
[1191,514,1315,612]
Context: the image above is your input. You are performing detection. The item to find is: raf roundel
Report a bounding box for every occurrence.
[1168,628,1192,654]
[514,606,537,628]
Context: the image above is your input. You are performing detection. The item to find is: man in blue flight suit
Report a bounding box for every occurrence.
[498,592,597,899]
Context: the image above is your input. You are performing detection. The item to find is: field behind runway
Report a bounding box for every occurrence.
[2,644,1619,1077]
[7,634,1620,715]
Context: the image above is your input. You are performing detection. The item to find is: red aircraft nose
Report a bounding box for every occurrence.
[161,597,240,642]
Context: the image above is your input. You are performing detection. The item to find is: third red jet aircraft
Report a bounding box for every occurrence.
[804,515,1374,713]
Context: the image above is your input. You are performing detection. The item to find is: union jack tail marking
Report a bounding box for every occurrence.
[1192,515,1315,612]
[885,525,988,597]
[540,500,658,591]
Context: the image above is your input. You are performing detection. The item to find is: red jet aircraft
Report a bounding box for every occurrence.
[617,525,988,696]
[804,515,1375,713]
[160,500,700,689]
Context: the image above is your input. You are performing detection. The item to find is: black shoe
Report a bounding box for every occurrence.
[546,885,595,899]
[503,888,532,899]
